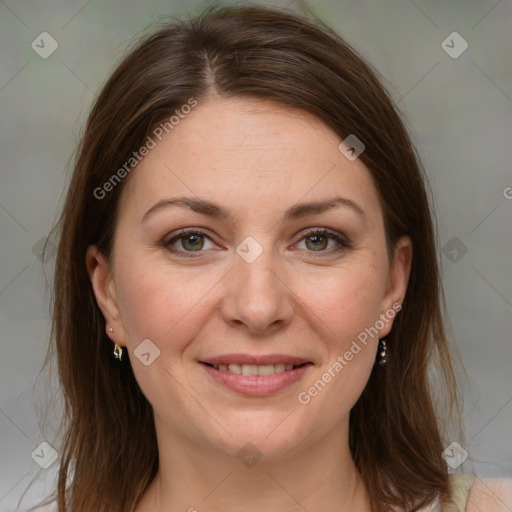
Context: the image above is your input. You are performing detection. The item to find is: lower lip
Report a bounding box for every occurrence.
[200,363,312,396]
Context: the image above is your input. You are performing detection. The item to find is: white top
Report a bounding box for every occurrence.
[464,477,512,511]
[414,476,512,512]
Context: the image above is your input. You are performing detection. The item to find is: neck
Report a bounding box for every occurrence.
[137,419,372,512]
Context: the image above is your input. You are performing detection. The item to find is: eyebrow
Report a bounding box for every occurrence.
[141,196,366,224]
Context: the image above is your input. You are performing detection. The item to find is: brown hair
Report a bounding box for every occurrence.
[32,5,463,511]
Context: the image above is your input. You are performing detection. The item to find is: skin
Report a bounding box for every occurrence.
[86,97,412,512]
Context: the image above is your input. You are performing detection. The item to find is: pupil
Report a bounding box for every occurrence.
[306,235,327,251]
[183,234,203,251]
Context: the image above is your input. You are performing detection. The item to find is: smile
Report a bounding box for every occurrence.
[205,362,305,375]
[199,355,313,396]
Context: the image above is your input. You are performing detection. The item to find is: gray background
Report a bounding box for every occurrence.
[1,0,511,510]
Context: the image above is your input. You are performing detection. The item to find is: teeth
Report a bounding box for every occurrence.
[242,364,258,376]
[257,364,275,376]
[213,363,304,375]
[228,363,242,374]
[274,363,286,374]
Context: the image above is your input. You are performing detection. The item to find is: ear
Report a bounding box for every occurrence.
[378,235,412,338]
[85,245,126,347]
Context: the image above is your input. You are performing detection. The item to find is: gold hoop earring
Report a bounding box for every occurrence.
[113,343,123,361]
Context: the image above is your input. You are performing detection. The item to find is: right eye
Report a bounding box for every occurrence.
[165,229,218,257]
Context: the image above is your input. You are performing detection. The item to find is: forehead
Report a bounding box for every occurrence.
[118,97,382,225]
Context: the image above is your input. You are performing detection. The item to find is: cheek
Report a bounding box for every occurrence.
[290,258,385,416]
[294,269,381,429]
[114,257,224,348]
[292,260,386,347]
[113,259,223,411]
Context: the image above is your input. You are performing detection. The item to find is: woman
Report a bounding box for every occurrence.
[33,5,512,512]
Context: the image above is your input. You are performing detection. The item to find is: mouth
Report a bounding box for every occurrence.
[198,355,313,396]
[201,361,310,376]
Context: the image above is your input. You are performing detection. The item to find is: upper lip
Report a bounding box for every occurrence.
[199,354,311,366]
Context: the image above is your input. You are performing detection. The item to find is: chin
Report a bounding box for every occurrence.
[201,414,311,462]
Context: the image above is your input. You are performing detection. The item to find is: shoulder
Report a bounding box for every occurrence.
[444,473,512,512]
[387,474,512,512]
[465,475,512,512]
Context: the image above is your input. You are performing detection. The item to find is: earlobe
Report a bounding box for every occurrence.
[85,245,124,342]
[379,235,413,337]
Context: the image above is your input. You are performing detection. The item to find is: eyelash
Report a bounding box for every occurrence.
[164,228,352,258]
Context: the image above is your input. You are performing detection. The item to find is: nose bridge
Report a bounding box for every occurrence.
[221,235,294,333]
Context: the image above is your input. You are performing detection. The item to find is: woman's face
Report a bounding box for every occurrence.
[87,97,411,460]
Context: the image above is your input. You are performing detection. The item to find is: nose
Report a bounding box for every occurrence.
[219,244,295,335]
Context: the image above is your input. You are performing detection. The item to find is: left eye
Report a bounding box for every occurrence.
[294,229,349,253]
